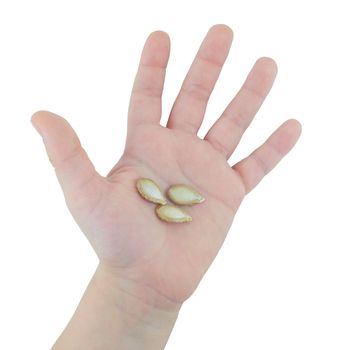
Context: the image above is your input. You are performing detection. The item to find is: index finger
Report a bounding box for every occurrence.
[127,31,170,133]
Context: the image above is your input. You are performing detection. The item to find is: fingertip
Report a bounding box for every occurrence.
[31,110,52,135]
[209,24,234,38]
[207,24,234,47]
[284,118,302,138]
[31,110,45,124]
[274,119,302,156]
[142,30,171,68]
[147,30,170,48]
[31,110,73,142]
[256,57,278,77]
[31,110,62,124]
[151,30,170,39]
[291,118,302,130]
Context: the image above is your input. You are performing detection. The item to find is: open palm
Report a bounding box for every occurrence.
[32,25,301,305]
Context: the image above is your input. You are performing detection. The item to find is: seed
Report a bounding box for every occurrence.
[156,204,192,223]
[136,178,167,205]
[167,184,205,205]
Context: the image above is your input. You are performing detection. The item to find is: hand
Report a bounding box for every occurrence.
[32,25,301,307]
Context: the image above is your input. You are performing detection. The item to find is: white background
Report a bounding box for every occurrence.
[1,0,357,349]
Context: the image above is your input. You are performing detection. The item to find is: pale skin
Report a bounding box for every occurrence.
[32,25,301,349]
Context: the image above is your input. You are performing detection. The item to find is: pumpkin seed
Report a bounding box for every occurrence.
[156,204,192,223]
[136,178,167,205]
[167,184,205,205]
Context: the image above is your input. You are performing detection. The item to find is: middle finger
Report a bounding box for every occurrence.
[166,24,233,134]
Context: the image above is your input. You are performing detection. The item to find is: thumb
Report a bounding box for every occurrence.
[31,110,101,212]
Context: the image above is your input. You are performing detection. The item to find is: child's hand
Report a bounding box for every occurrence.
[32,25,301,308]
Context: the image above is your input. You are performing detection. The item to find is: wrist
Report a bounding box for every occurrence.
[94,262,182,338]
[93,263,181,349]
[52,263,182,350]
